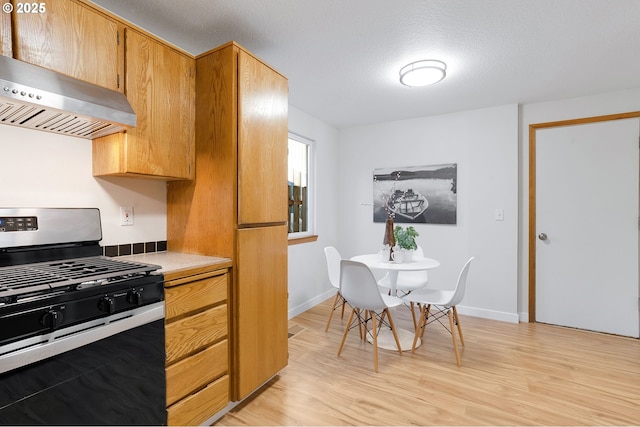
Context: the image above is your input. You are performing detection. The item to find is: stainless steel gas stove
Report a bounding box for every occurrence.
[0,208,166,425]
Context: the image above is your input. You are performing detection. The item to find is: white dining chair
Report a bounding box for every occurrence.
[323,246,347,332]
[403,257,474,366]
[337,260,403,372]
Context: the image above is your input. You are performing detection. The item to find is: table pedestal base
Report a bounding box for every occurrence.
[366,327,420,351]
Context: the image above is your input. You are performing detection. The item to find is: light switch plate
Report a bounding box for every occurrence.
[120,206,134,226]
[494,208,504,221]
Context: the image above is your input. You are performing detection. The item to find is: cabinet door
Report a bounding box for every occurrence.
[237,49,288,225]
[93,28,195,179]
[1,10,11,57]
[234,225,288,400]
[123,28,195,179]
[12,0,121,91]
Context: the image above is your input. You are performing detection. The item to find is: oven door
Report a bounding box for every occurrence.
[0,303,166,425]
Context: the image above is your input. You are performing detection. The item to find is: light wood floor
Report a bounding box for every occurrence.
[215,297,640,425]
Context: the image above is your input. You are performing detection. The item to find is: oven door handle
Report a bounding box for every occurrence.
[0,302,164,375]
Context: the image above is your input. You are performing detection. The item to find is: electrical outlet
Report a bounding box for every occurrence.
[120,206,134,226]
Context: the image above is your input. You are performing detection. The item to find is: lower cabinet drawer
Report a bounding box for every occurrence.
[166,339,228,406]
[165,273,228,321]
[165,304,227,364]
[167,375,230,426]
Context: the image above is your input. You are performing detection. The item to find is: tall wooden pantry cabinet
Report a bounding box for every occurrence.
[167,41,289,402]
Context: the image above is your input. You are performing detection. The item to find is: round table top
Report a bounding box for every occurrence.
[351,253,440,271]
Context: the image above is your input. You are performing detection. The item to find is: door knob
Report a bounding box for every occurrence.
[538,232,548,241]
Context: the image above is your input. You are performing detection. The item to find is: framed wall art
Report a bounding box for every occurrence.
[373,163,457,224]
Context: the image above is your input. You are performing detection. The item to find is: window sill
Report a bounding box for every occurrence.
[288,235,318,246]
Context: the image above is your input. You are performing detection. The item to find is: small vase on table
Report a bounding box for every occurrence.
[382,218,395,262]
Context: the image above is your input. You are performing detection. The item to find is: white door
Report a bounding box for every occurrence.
[536,118,639,337]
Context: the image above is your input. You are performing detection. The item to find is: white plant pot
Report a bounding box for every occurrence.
[403,249,414,263]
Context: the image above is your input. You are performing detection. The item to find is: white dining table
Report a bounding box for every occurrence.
[350,253,440,296]
[349,253,441,351]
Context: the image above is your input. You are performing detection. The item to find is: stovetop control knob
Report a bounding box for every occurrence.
[41,309,64,331]
[126,289,143,306]
[97,296,116,314]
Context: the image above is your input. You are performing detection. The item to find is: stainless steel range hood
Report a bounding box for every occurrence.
[0,55,135,139]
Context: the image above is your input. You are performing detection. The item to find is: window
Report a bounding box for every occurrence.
[287,133,314,239]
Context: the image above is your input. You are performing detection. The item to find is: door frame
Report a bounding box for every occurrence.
[528,111,640,322]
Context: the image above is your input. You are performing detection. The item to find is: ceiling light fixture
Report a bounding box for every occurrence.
[399,59,447,87]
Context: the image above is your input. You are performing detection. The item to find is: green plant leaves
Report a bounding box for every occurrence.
[393,225,419,250]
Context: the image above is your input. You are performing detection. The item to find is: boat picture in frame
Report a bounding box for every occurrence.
[373,163,457,224]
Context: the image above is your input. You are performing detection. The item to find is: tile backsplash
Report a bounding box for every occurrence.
[103,240,167,257]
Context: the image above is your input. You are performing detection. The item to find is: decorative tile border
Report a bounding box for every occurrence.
[102,240,167,257]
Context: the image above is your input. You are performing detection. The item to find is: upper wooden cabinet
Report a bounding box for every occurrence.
[92,27,196,180]
[8,0,122,91]
[1,0,195,180]
[167,42,289,255]
[237,49,289,225]
[1,8,12,57]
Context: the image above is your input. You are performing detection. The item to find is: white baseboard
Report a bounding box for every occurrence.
[456,304,519,323]
[288,288,336,319]
[201,401,239,426]
[200,372,285,425]
[289,291,520,324]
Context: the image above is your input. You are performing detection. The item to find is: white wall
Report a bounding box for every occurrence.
[287,106,341,317]
[6,87,639,323]
[518,87,640,319]
[289,88,640,324]
[0,125,167,246]
[337,104,520,322]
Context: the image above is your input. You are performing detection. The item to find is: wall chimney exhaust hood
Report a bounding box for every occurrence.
[0,55,135,139]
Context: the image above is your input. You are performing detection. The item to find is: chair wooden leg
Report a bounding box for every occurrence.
[338,309,356,356]
[370,310,379,372]
[410,301,418,331]
[384,308,402,355]
[377,308,392,346]
[452,305,464,346]
[325,291,341,332]
[420,304,432,340]
[340,295,346,318]
[411,304,426,352]
[361,309,369,341]
[447,309,462,366]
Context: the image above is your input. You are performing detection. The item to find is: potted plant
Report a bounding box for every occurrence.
[393,225,419,262]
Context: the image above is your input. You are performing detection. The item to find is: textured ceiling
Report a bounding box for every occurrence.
[90,0,640,129]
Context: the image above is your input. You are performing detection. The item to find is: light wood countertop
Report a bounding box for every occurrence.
[118,251,232,282]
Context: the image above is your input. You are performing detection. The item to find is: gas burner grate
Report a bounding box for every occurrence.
[0,256,160,299]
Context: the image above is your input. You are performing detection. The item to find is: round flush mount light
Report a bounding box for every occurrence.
[399,59,447,87]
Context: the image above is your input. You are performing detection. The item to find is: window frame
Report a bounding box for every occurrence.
[287,132,316,242]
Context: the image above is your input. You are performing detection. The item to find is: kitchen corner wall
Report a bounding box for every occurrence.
[0,125,167,247]
[338,104,520,322]
[287,106,341,317]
